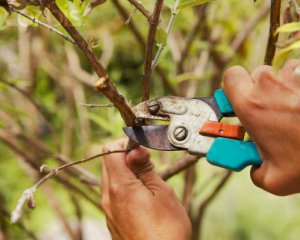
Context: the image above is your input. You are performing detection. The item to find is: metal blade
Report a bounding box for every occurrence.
[123,125,181,151]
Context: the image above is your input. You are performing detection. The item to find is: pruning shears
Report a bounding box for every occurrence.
[123,89,262,171]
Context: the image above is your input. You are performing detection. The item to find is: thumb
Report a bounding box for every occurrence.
[125,147,163,187]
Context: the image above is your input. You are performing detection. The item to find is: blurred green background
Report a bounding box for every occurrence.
[1,0,300,239]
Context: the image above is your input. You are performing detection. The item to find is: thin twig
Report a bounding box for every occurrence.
[11,149,130,223]
[264,0,281,65]
[80,103,114,108]
[142,0,164,101]
[37,150,130,189]
[151,0,180,70]
[14,9,76,45]
[127,0,151,21]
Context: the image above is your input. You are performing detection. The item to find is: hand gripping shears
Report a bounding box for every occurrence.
[124,89,262,171]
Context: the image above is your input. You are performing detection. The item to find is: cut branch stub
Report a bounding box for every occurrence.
[95,77,137,127]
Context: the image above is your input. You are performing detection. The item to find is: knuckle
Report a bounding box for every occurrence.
[109,183,124,197]
[246,93,264,111]
[223,66,244,86]
[258,71,276,85]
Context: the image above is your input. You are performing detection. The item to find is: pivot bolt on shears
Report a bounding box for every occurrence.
[124,89,262,171]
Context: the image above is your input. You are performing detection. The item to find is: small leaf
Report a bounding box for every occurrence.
[156,27,167,45]
[275,22,300,35]
[177,0,214,9]
[273,40,300,69]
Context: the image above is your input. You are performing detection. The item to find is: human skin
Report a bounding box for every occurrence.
[101,138,192,240]
[223,59,300,196]
[101,60,300,239]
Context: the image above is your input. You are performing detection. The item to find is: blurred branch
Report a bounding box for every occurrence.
[142,0,164,101]
[127,0,151,21]
[159,154,201,180]
[182,166,196,212]
[177,5,208,73]
[264,0,281,65]
[225,1,270,62]
[191,171,232,240]
[42,185,79,240]
[13,9,76,45]
[70,195,83,240]
[0,78,48,122]
[0,210,38,240]
[0,130,101,208]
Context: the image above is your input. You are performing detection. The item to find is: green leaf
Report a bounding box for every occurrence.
[273,40,300,69]
[164,0,176,9]
[177,0,214,9]
[156,27,167,45]
[56,0,83,27]
[275,22,300,35]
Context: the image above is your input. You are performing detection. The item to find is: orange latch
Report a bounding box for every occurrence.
[199,121,245,140]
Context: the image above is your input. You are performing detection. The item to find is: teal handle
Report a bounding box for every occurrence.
[207,138,262,171]
[214,89,234,115]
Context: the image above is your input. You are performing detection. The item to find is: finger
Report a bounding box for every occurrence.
[103,138,137,185]
[250,65,274,84]
[250,162,283,195]
[223,66,253,115]
[125,146,165,190]
[278,59,300,83]
[250,162,268,190]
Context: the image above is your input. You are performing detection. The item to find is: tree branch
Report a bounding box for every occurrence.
[264,0,281,65]
[112,0,176,95]
[13,9,76,45]
[127,0,151,21]
[142,0,164,101]
[46,1,136,127]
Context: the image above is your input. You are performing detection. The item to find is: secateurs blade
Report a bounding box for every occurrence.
[124,89,262,171]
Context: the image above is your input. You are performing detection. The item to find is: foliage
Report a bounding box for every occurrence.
[0,0,300,239]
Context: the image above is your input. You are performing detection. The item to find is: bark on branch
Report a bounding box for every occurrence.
[264,0,281,65]
[47,2,136,126]
[142,0,164,101]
